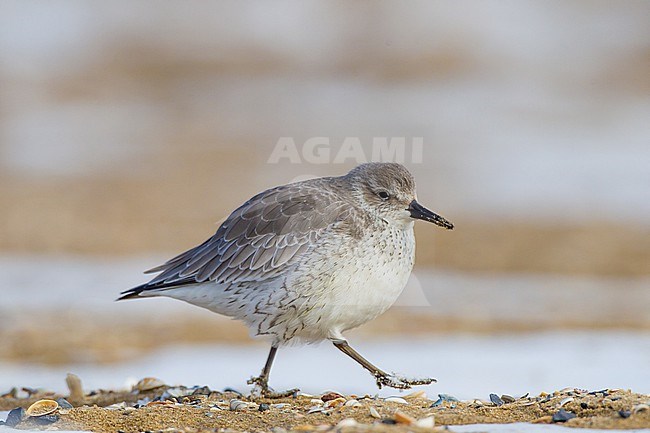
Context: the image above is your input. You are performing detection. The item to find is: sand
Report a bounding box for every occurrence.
[2,382,649,432]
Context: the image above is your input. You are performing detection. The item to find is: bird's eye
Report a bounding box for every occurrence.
[377,191,390,200]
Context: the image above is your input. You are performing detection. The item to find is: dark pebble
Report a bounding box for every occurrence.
[489,393,504,406]
[33,414,60,425]
[57,398,74,409]
[619,410,631,419]
[580,402,589,409]
[258,403,270,412]
[5,407,25,428]
[552,409,576,423]
[381,419,397,425]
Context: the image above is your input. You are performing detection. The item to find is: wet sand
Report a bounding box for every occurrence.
[2,382,649,432]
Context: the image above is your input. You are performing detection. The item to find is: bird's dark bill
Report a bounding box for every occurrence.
[408,200,454,230]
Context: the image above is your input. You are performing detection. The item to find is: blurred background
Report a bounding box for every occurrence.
[1,1,649,398]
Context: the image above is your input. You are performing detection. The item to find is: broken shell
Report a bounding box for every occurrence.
[489,394,504,406]
[229,399,248,411]
[501,394,515,404]
[394,411,415,425]
[324,397,346,408]
[133,377,166,392]
[26,399,59,417]
[559,397,574,408]
[369,407,381,418]
[384,397,408,404]
[633,404,649,414]
[56,398,73,410]
[4,407,25,427]
[344,399,361,407]
[415,416,435,428]
[321,392,344,402]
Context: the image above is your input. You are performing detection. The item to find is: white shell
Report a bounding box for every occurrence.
[369,407,381,418]
[385,397,408,404]
[559,397,574,407]
[344,399,361,407]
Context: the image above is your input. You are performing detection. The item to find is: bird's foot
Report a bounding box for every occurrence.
[374,373,437,390]
[247,376,299,399]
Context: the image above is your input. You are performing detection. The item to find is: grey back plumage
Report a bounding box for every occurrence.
[121,177,357,296]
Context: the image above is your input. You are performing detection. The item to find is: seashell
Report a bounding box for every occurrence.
[394,411,415,425]
[415,416,435,428]
[66,373,84,401]
[559,397,574,408]
[272,403,290,409]
[430,394,459,407]
[26,399,59,417]
[384,397,408,404]
[321,392,344,402]
[633,404,649,414]
[106,402,126,410]
[344,399,361,407]
[307,406,325,414]
[258,403,270,412]
[4,407,25,428]
[133,377,166,392]
[33,414,59,425]
[56,398,73,409]
[229,399,248,411]
[324,397,346,408]
[501,394,515,404]
[489,394,504,406]
[369,407,381,418]
[336,418,357,428]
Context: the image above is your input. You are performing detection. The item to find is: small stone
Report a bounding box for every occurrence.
[384,396,408,404]
[501,394,515,403]
[369,407,381,419]
[258,403,270,412]
[618,410,631,419]
[580,402,589,409]
[552,409,576,423]
[5,407,25,428]
[489,394,504,406]
[394,411,415,425]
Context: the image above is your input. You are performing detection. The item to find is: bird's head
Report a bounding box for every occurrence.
[347,163,453,230]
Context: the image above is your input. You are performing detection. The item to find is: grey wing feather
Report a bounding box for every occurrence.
[120,180,352,298]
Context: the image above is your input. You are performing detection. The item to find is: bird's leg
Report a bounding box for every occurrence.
[247,345,299,398]
[332,339,436,390]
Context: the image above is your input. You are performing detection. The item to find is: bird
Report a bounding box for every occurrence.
[118,162,453,397]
